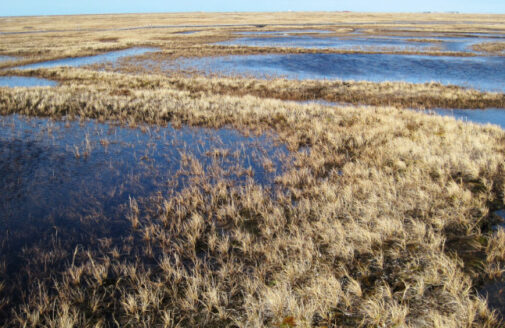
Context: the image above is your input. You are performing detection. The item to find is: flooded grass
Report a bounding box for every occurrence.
[0,113,292,325]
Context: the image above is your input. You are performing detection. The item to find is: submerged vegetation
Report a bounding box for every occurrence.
[1,12,505,328]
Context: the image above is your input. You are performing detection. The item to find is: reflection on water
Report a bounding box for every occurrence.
[172,53,505,92]
[0,76,57,87]
[0,114,292,319]
[15,47,159,70]
[0,114,289,261]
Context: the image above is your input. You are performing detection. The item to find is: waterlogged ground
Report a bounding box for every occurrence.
[0,76,57,87]
[15,47,158,70]
[172,53,505,92]
[0,114,291,284]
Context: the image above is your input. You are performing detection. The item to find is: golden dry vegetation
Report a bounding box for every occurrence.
[0,67,505,327]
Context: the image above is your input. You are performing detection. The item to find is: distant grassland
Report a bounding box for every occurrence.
[0,68,505,326]
[1,12,505,70]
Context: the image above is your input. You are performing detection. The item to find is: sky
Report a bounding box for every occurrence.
[2,0,505,17]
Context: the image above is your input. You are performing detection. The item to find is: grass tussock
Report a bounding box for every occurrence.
[0,69,505,326]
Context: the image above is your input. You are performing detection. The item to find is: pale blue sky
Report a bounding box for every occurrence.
[2,0,505,17]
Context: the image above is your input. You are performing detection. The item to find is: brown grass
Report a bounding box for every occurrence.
[473,42,505,54]
[0,68,505,326]
[6,67,505,109]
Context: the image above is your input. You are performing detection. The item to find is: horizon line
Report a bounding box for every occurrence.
[3,10,505,18]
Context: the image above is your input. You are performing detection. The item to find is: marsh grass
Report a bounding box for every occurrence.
[6,67,505,109]
[473,42,505,54]
[0,68,505,326]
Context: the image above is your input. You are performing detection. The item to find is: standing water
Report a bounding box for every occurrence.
[171,53,505,92]
[15,47,159,70]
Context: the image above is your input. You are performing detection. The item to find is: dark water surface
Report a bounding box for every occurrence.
[173,53,505,92]
[0,76,57,87]
[0,114,290,253]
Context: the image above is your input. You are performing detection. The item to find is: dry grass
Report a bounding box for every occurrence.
[473,42,505,54]
[6,67,505,109]
[0,68,505,327]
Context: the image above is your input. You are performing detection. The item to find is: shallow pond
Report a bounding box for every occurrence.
[15,47,159,70]
[0,114,290,255]
[172,53,505,92]
[433,108,505,129]
[0,76,57,87]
